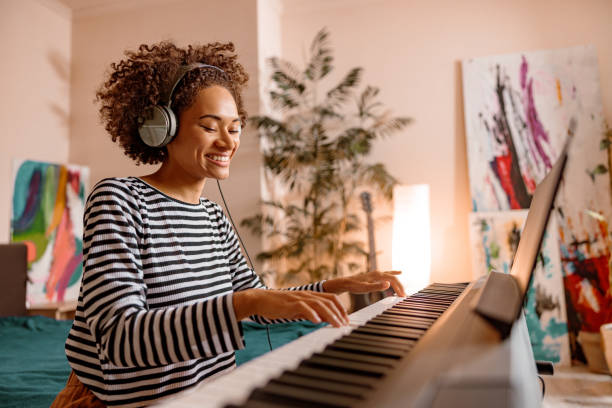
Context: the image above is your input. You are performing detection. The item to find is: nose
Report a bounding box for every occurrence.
[216,128,237,150]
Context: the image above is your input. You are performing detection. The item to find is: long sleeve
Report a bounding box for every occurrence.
[81,180,244,369]
[218,209,325,324]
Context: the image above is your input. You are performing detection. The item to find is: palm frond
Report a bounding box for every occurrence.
[326,67,362,108]
[304,28,333,80]
[358,86,382,119]
[371,114,413,138]
[359,164,399,200]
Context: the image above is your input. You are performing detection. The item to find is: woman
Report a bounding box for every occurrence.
[52,41,405,407]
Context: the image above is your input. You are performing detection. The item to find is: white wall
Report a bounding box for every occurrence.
[0,0,72,242]
[68,0,264,270]
[280,0,612,284]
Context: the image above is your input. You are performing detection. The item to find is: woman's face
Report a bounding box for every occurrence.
[166,85,241,181]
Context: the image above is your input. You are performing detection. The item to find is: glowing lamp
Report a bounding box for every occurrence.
[391,184,431,295]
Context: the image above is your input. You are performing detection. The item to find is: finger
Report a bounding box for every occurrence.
[352,281,389,294]
[322,298,348,325]
[296,300,322,324]
[321,293,349,323]
[309,298,345,328]
[383,270,402,276]
[386,276,406,297]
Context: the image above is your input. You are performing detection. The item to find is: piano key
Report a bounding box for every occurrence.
[385,307,443,318]
[291,365,378,388]
[342,332,415,349]
[396,302,449,311]
[249,382,361,408]
[373,313,435,324]
[354,324,423,340]
[328,340,405,359]
[369,316,431,330]
[304,354,389,377]
[158,284,469,408]
[272,372,368,398]
[318,349,398,367]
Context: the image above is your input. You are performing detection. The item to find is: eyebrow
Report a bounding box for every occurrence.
[199,114,241,123]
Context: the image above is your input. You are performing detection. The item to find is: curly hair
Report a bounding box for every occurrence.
[96,41,249,165]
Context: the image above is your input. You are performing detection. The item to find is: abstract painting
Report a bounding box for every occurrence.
[10,159,89,307]
[469,210,571,365]
[463,45,611,363]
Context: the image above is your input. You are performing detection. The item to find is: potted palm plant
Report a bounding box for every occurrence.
[242,28,411,308]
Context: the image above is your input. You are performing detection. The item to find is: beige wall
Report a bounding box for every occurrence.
[4,0,611,285]
[0,0,72,242]
[280,0,612,284]
[68,0,264,270]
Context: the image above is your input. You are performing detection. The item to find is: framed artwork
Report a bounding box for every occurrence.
[10,159,89,307]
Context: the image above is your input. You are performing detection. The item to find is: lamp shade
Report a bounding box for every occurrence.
[391,184,431,295]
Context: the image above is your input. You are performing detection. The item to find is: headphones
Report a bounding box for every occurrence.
[138,63,227,148]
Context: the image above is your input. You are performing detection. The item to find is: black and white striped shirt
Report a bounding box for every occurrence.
[65,177,324,407]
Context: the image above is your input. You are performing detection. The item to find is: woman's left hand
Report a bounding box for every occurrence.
[323,271,406,297]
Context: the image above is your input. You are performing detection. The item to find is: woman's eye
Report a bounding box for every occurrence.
[229,129,241,134]
[201,126,216,132]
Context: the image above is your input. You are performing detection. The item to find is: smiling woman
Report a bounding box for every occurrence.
[50,40,404,408]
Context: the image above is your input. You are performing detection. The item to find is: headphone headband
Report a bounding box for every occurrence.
[138,62,227,148]
[163,63,227,107]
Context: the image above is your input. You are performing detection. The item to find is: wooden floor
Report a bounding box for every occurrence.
[543,365,612,407]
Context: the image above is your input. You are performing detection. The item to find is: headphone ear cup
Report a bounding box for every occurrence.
[162,106,178,145]
[139,105,172,147]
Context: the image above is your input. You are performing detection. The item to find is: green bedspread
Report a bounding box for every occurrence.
[0,316,322,408]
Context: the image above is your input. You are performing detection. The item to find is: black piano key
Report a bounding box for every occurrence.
[328,340,405,359]
[354,325,422,340]
[225,401,288,408]
[304,354,388,377]
[273,372,368,398]
[405,298,454,305]
[292,365,378,388]
[396,302,448,311]
[374,314,435,326]
[370,316,431,330]
[363,322,426,335]
[389,306,444,316]
[344,331,416,347]
[407,297,455,304]
[319,349,398,367]
[383,310,440,319]
[248,383,358,408]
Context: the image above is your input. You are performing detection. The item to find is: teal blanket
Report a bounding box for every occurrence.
[0,316,322,408]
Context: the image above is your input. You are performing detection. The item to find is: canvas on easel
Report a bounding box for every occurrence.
[10,159,89,307]
[463,45,612,363]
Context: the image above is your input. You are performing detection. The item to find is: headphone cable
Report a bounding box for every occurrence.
[216,179,255,271]
[216,179,273,352]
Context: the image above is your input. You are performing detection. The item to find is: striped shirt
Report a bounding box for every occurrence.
[65,177,324,407]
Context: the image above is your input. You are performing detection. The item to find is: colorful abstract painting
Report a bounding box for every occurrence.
[10,159,89,307]
[463,45,612,363]
[469,210,571,365]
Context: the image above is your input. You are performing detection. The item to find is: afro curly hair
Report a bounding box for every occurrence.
[96,40,249,165]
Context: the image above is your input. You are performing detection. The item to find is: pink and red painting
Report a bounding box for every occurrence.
[463,45,612,363]
[10,159,89,307]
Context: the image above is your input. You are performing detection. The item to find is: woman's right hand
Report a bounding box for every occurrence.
[233,289,349,327]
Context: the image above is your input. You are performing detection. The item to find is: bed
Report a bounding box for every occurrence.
[0,315,322,408]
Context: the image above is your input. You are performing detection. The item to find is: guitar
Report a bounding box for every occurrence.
[360,191,378,274]
[361,191,394,301]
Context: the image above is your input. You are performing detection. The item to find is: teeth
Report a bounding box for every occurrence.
[207,155,229,162]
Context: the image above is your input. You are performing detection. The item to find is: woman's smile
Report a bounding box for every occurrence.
[205,153,231,166]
